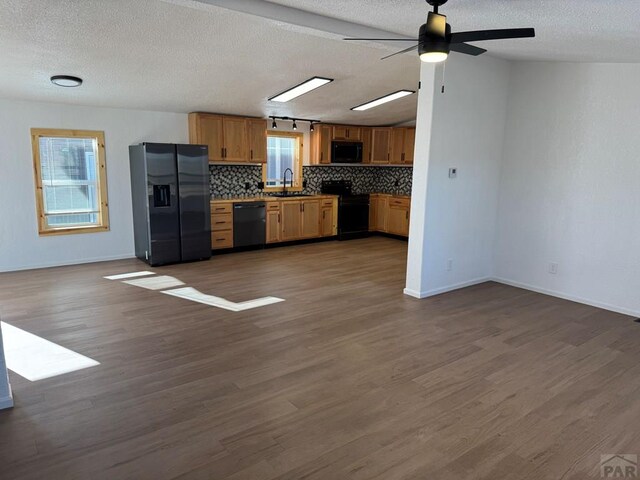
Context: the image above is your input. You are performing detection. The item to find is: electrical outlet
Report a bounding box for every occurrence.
[448,168,457,179]
[394,178,400,187]
[549,262,558,275]
[447,259,453,271]
[244,182,251,190]
[257,181,265,189]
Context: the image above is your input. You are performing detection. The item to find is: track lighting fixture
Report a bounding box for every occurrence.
[268,116,320,132]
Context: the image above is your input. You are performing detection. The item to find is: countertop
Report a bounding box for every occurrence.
[211,193,410,203]
[210,194,339,204]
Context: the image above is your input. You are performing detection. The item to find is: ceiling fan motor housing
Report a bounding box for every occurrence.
[419,22,451,57]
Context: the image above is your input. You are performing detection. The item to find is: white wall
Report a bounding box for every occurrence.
[494,62,640,316]
[0,325,12,409]
[405,54,511,297]
[0,98,188,272]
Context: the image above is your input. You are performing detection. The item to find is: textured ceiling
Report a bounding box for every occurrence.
[2,0,639,126]
[0,0,419,125]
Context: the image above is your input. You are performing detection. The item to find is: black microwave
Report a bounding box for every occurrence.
[331,141,363,164]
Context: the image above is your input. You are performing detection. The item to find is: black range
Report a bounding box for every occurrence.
[320,180,369,240]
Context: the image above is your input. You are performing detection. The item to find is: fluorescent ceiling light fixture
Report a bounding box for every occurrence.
[269,76,333,102]
[351,90,415,111]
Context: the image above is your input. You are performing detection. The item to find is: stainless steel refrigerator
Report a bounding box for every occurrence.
[129,143,211,266]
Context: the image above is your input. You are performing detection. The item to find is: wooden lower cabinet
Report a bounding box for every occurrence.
[210,202,233,249]
[278,197,336,241]
[301,200,321,238]
[266,202,281,243]
[387,205,410,236]
[368,194,409,237]
[281,201,303,241]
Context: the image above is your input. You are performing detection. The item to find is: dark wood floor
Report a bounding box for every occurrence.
[0,237,638,479]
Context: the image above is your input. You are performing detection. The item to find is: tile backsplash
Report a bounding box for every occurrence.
[209,165,413,198]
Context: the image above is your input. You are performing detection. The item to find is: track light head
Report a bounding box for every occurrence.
[292,119,297,130]
[309,122,314,132]
[271,117,277,129]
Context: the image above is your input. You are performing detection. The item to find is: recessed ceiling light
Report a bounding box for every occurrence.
[269,76,333,102]
[50,75,83,87]
[351,90,415,111]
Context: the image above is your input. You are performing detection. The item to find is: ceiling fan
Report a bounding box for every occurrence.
[344,0,535,62]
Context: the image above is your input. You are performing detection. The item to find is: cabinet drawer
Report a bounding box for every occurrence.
[389,197,410,208]
[266,202,281,211]
[321,199,334,207]
[211,203,232,214]
[211,213,233,231]
[211,231,233,249]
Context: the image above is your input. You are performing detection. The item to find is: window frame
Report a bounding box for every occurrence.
[31,128,110,236]
[262,131,304,192]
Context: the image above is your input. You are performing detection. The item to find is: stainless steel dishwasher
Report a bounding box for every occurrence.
[233,202,266,247]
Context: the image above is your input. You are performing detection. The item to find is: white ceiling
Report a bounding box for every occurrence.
[1,0,639,125]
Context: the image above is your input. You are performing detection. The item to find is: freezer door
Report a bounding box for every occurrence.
[177,144,211,261]
[145,143,181,265]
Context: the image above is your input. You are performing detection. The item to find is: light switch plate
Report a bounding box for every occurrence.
[449,168,457,179]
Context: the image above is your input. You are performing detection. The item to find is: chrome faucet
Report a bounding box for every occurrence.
[283,168,294,196]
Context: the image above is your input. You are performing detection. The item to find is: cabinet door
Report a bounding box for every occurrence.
[387,206,410,236]
[222,117,247,162]
[403,128,416,164]
[266,209,281,243]
[376,196,389,232]
[301,200,321,238]
[390,128,405,164]
[346,127,361,141]
[319,125,332,164]
[281,201,302,241]
[332,125,349,140]
[369,194,377,231]
[247,119,267,163]
[371,128,391,164]
[321,207,333,236]
[194,114,224,162]
[361,127,372,164]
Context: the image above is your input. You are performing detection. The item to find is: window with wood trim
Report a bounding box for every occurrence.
[262,131,303,191]
[31,128,109,235]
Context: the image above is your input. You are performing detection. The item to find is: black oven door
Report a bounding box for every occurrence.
[338,195,370,239]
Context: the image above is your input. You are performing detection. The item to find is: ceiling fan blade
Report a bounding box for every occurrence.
[344,38,418,41]
[426,12,447,38]
[381,44,419,60]
[449,42,487,56]
[450,28,535,44]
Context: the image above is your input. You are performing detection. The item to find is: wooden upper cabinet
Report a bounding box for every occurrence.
[361,127,372,164]
[222,116,247,162]
[189,112,265,163]
[311,125,332,164]
[403,127,416,164]
[332,125,361,141]
[390,128,405,164]
[371,128,391,164]
[190,113,224,162]
[390,127,417,164]
[247,119,267,163]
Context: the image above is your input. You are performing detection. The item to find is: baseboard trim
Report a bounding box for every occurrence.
[0,253,135,273]
[404,277,492,299]
[492,277,640,318]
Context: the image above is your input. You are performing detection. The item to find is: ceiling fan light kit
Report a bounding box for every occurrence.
[344,0,535,63]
